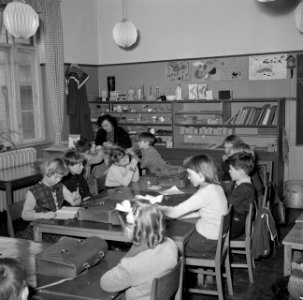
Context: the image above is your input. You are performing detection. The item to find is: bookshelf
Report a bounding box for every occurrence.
[88,98,285,195]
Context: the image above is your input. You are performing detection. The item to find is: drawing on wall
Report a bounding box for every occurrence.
[217,57,248,80]
[249,54,287,80]
[166,61,190,81]
[192,60,221,81]
[192,57,247,81]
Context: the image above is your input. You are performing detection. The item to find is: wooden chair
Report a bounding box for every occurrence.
[7,199,25,237]
[256,161,273,208]
[230,203,255,283]
[151,256,183,300]
[185,206,233,300]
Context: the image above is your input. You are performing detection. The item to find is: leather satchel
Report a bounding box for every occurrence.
[77,198,121,225]
[36,236,108,279]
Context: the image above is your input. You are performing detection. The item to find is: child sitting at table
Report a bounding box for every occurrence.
[100,200,178,300]
[0,258,29,300]
[159,154,228,257]
[62,150,92,202]
[22,158,82,221]
[135,132,184,177]
[226,152,256,239]
[105,146,139,188]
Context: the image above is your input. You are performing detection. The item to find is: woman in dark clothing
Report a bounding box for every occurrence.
[95,114,132,149]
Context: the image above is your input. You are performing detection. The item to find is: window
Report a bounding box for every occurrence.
[0,28,44,146]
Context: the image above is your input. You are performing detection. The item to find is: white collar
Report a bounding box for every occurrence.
[235,176,251,186]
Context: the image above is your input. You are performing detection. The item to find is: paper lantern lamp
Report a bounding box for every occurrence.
[113,20,138,48]
[295,1,303,33]
[3,0,39,39]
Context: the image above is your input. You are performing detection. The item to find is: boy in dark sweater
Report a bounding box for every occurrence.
[62,150,92,202]
[227,152,256,239]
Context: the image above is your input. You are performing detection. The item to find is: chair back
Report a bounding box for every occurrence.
[245,203,254,237]
[151,256,183,300]
[9,199,25,221]
[256,161,274,208]
[215,206,232,266]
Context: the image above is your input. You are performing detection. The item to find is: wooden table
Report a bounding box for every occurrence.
[31,218,195,256]
[0,237,124,300]
[282,223,303,275]
[36,251,124,300]
[0,164,42,237]
[0,236,45,287]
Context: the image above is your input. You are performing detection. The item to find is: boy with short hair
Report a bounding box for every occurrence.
[135,132,185,177]
[227,152,256,239]
[137,132,167,174]
[62,150,92,201]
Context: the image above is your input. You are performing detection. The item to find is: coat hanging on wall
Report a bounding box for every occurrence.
[65,65,94,142]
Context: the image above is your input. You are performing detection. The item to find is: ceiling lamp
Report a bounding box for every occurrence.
[112,0,138,48]
[3,0,39,39]
[257,0,276,2]
[295,1,303,33]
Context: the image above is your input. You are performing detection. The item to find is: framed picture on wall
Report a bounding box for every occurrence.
[68,134,80,148]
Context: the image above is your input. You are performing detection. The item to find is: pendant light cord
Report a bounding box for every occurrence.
[122,0,127,21]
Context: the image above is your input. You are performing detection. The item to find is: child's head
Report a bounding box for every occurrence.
[229,142,255,159]
[223,135,244,157]
[64,150,86,175]
[75,137,92,153]
[40,158,69,186]
[109,146,129,166]
[0,258,28,300]
[183,155,218,186]
[138,132,155,149]
[227,152,255,181]
[120,200,165,248]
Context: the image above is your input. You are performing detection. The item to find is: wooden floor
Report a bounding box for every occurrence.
[2,208,301,300]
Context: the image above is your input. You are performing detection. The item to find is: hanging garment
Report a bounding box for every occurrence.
[66,79,95,141]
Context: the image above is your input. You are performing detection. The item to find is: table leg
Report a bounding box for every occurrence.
[284,245,292,276]
[5,183,14,237]
[33,226,43,242]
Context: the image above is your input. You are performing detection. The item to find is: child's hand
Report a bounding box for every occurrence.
[222,154,228,161]
[126,148,136,156]
[42,212,57,219]
[130,157,138,167]
[72,187,81,202]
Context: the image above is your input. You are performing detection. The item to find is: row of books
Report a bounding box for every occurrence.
[224,104,278,126]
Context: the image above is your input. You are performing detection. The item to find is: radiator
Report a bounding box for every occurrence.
[0,148,37,211]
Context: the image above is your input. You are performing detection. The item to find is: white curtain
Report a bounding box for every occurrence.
[28,0,65,145]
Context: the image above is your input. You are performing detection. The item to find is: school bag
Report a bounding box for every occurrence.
[252,206,277,259]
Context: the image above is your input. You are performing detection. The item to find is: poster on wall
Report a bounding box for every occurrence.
[249,54,287,80]
[192,57,248,81]
[166,61,190,81]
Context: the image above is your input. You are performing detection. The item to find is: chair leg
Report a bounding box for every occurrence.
[215,265,224,300]
[225,252,234,296]
[246,250,254,283]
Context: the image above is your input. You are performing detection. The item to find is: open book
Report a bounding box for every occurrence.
[54,206,81,220]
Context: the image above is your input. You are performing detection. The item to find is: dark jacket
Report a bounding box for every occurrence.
[95,126,132,149]
[62,173,92,199]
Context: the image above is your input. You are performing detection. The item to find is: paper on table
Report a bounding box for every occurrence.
[135,194,163,204]
[161,185,184,196]
[54,206,81,219]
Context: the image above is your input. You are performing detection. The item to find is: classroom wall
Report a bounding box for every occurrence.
[97,0,302,64]
[61,0,99,64]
